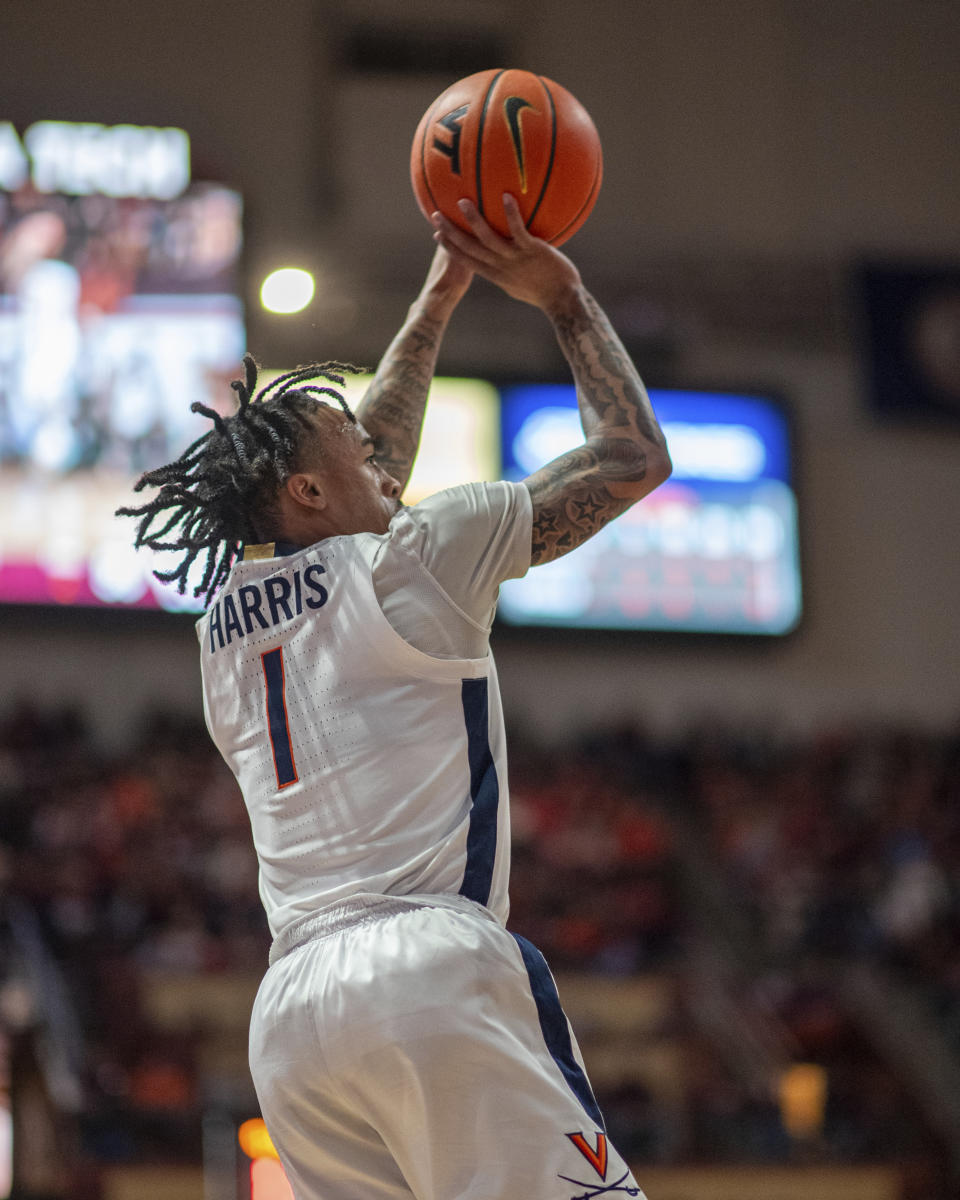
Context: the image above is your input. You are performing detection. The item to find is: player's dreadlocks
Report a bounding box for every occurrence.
[116,354,360,607]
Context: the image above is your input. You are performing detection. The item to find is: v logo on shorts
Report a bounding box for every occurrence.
[566,1131,608,1180]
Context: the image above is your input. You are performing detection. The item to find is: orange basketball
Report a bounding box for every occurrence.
[411,68,602,247]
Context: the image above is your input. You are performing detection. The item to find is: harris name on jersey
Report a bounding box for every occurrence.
[207,559,328,653]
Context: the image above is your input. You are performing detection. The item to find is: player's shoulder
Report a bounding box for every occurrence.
[381,480,532,575]
[389,480,520,544]
[405,479,529,525]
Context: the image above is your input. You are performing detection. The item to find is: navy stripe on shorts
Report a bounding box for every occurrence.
[511,932,605,1129]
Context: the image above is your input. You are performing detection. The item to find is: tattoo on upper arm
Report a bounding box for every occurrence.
[527,439,648,566]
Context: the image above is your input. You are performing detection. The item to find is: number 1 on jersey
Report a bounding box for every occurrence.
[261,647,298,789]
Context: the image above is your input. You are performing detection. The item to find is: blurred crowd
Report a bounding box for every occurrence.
[511,719,959,1180]
[687,722,960,1040]
[0,702,957,1189]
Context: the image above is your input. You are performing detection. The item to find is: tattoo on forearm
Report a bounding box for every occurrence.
[358,319,444,483]
[551,292,667,450]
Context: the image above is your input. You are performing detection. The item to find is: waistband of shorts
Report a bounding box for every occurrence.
[268,892,494,965]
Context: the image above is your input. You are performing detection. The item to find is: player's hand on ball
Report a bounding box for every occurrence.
[431,193,582,314]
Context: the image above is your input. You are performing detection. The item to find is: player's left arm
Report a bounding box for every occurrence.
[355,246,473,494]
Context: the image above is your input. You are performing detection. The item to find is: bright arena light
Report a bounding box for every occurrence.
[260,267,315,314]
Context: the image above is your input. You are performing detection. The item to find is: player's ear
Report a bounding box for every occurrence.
[285,471,328,511]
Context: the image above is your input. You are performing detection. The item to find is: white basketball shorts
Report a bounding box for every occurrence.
[248,893,646,1200]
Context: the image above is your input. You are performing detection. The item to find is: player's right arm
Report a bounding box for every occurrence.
[523,282,671,564]
[431,196,671,566]
[354,246,473,495]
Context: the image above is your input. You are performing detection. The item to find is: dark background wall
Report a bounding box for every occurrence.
[1,0,958,745]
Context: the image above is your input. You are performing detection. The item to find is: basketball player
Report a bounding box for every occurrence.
[119,195,670,1199]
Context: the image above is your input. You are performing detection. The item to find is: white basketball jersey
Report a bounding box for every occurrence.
[197,518,514,942]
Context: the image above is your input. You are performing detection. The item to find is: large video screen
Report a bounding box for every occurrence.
[497,383,802,636]
[0,121,245,610]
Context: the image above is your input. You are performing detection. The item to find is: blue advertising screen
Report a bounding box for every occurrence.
[497,384,802,635]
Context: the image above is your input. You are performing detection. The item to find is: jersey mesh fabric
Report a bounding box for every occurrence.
[196,482,532,942]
